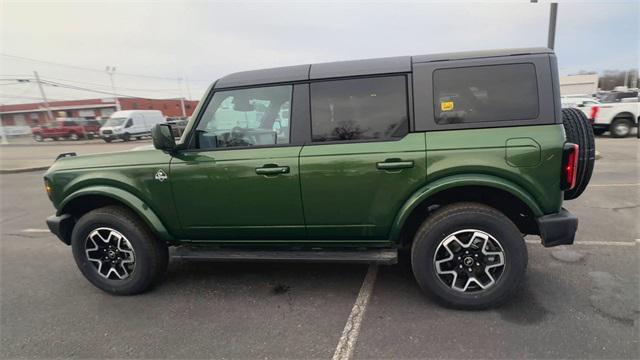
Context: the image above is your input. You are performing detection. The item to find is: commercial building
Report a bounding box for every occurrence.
[0,97,198,126]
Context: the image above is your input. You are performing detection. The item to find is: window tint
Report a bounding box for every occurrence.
[196,85,292,149]
[63,120,77,126]
[433,64,539,124]
[310,76,408,142]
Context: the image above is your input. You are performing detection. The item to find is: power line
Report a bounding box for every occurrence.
[1,53,187,81]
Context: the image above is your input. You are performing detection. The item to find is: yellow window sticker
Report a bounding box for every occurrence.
[441,101,454,111]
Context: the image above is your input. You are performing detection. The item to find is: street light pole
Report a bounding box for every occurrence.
[177,77,186,118]
[105,66,121,111]
[548,2,558,49]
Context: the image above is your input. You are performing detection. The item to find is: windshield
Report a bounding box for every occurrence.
[103,117,127,127]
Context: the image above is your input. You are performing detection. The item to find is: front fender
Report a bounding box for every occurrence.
[58,185,174,242]
[388,174,544,242]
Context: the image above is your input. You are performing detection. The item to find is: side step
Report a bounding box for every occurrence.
[172,247,398,265]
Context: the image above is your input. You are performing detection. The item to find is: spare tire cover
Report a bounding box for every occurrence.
[561,108,595,200]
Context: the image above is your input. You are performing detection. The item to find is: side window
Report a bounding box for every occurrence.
[63,120,77,126]
[125,119,133,127]
[433,64,539,124]
[196,85,292,149]
[310,76,408,142]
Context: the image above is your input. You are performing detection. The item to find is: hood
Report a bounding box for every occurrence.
[45,148,171,174]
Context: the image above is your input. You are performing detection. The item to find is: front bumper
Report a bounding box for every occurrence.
[46,214,75,245]
[536,208,578,247]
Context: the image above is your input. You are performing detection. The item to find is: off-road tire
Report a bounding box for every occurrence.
[411,203,527,309]
[562,108,595,200]
[610,118,633,138]
[71,205,169,295]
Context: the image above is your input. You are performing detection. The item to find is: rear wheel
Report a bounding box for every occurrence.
[610,118,632,138]
[33,133,43,142]
[71,206,169,295]
[562,108,595,200]
[68,132,79,141]
[411,203,527,309]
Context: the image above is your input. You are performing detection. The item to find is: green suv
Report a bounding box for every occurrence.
[44,48,595,308]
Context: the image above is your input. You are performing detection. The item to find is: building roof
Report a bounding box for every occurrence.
[214,47,553,89]
[0,98,117,114]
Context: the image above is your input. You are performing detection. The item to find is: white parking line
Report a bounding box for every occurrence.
[588,183,640,187]
[525,239,636,246]
[21,228,50,233]
[332,264,378,360]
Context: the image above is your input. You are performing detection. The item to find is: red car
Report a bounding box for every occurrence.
[32,119,101,142]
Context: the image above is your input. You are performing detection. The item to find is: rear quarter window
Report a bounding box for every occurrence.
[433,63,539,125]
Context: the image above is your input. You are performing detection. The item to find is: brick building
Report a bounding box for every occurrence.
[0,98,199,126]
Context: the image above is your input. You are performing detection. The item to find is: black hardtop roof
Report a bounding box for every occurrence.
[214,47,552,89]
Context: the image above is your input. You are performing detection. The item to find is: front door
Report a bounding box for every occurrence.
[170,84,305,241]
[299,75,427,240]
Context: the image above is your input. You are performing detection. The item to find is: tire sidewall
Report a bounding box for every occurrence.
[71,211,155,294]
[412,208,527,309]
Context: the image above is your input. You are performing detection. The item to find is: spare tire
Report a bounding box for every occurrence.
[562,108,595,200]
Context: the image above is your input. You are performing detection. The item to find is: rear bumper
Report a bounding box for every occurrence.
[536,208,578,247]
[46,214,75,245]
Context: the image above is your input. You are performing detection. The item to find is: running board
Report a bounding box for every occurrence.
[171,247,398,265]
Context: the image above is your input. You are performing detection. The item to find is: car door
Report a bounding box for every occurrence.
[299,76,427,240]
[170,84,306,241]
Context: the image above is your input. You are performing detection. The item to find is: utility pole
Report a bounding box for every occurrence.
[547,2,558,49]
[105,66,121,111]
[177,77,186,118]
[33,71,55,123]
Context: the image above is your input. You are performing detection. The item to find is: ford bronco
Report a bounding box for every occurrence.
[44,48,595,308]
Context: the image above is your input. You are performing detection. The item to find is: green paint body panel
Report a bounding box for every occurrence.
[44,123,566,248]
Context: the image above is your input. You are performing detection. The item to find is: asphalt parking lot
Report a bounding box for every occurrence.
[0,137,638,359]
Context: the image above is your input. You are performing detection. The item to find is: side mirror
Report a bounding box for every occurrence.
[152,124,176,151]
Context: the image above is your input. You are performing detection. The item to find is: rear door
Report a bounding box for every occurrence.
[299,75,427,240]
[170,84,307,241]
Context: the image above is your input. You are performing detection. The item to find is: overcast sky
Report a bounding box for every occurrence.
[1,0,638,104]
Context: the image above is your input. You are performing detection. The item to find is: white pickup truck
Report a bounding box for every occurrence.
[590,98,639,137]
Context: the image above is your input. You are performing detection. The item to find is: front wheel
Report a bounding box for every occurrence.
[68,132,79,141]
[411,203,527,309]
[121,133,131,142]
[71,206,168,295]
[33,133,43,142]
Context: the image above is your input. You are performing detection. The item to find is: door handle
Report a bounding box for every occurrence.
[255,165,290,175]
[376,160,414,170]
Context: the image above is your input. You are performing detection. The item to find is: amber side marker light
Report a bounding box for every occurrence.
[44,179,53,199]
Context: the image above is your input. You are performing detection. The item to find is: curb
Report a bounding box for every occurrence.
[0,166,50,174]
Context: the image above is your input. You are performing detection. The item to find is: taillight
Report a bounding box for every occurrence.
[589,106,599,120]
[561,143,579,191]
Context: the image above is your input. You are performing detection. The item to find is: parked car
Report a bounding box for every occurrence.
[32,119,87,142]
[78,119,102,139]
[589,99,639,137]
[99,110,165,142]
[598,90,638,103]
[44,48,595,309]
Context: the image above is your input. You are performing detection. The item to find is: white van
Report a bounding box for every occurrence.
[99,110,165,142]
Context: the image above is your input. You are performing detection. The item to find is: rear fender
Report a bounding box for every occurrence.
[389,174,543,242]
